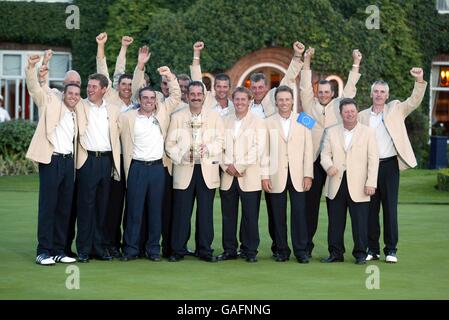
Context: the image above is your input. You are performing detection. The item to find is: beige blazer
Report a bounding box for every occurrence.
[263,113,314,193]
[300,70,361,161]
[165,106,224,190]
[320,123,379,202]
[220,112,266,192]
[358,81,427,171]
[251,57,303,118]
[119,78,181,181]
[75,99,121,181]
[25,65,78,164]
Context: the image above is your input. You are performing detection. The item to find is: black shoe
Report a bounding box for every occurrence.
[272,252,279,259]
[93,253,113,261]
[297,256,310,264]
[246,256,258,263]
[275,255,289,262]
[355,257,366,265]
[217,252,238,261]
[66,250,78,258]
[109,247,122,258]
[199,255,218,263]
[168,255,184,262]
[185,248,196,257]
[307,252,312,259]
[320,255,344,263]
[120,255,138,261]
[148,254,161,262]
[77,253,90,263]
[238,251,247,259]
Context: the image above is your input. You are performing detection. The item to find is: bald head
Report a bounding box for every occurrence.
[63,70,81,86]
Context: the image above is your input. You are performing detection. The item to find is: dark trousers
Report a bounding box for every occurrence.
[37,155,75,256]
[161,168,174,257]
[171,164,215,258]
[270,171,308,259]
[75,153,112,256]
[220,178,261,258]
[65,177,78,255]
[265,191,277,255]
[326,173,369,259]
[123,160,165,257]
[105,155,126,251]
[305,156,326,255]
[368,156,399,255]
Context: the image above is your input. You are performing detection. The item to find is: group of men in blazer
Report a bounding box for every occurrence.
[27,32,427,266]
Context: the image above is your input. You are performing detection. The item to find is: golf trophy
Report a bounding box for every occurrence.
[190,116,203,161]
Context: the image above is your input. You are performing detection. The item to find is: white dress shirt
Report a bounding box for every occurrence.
[83,99,111,152]
[279,114,292,139]
[369,110,397,158]
[250,101,266,119]
[213,99,234,117]
[343,126,355,152]
[51,107,75,154]
[132,113,164,161]
[233,117,243,138]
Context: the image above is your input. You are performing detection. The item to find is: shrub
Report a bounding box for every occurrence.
[436,169,449,192]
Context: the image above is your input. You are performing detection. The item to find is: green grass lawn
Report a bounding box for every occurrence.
[0,169,448,299]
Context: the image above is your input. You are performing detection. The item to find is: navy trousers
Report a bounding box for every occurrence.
[75,153,112,256]
[37,154,75,256]
[171,164,215,258]
[220,178,261,258]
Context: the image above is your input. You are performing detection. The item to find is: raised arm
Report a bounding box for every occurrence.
[131,46,151,98]
[300,47,315,114]
[158,66,181,113]
[113,36,134,89]
[96,32,112,87]
[25,55,47,109]
[190,41,204,81]
[396,67,427,117]
[279,41,305,87]
[342,49,362,99]
[39,49,53,92]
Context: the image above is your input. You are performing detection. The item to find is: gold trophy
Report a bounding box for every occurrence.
[190,115,203,161]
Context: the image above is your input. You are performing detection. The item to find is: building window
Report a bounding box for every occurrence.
[0,50,71,121]
[436,0,449,14]
[429,59,449,136]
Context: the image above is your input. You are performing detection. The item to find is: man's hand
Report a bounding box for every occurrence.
[39,65,49,83]
[182,150,193,163]
[225,164,243,177]
[304,47,315,60]
[193,41,204,53]
[293,41,305,56]
[158,66,174,81]
[410,67,424,82]
[137,46,151,69]
[364,186,376,196]
[262,179,273,193]
[303,177,313,191]
[43,49,53,66]
[199,144,209,158]
[28,55,41,68]
[96,32,108,45]
[327,166,338,177]
[352,49,362,66]
[121,36,133,47]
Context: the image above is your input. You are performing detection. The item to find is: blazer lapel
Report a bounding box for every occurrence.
[274,114,288,142]
[236,113,252,140]
[129,110,137,143]
[346,123,362,152]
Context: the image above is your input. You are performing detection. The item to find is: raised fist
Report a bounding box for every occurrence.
[293,41,305,55]
[121,36,134,47]
[352,49,362,65]
[96,32,108,45]
[28,55,41,68]
[410,67,424,82]
[304,47,315,59]
[43,49,53,65]
[193,41,204,52]
[158,66,174,80]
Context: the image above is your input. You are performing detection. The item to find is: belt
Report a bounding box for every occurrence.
[52,152,73,159]
[132,159,162,166]
[380,156,397,162]
[87,150,112,158]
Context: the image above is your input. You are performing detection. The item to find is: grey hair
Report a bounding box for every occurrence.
[370,80,389,95]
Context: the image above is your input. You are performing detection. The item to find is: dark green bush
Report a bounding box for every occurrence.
[0,120,38,176]
[437,169,449,192]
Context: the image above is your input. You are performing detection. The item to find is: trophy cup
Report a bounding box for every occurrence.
[190,116,203,161]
